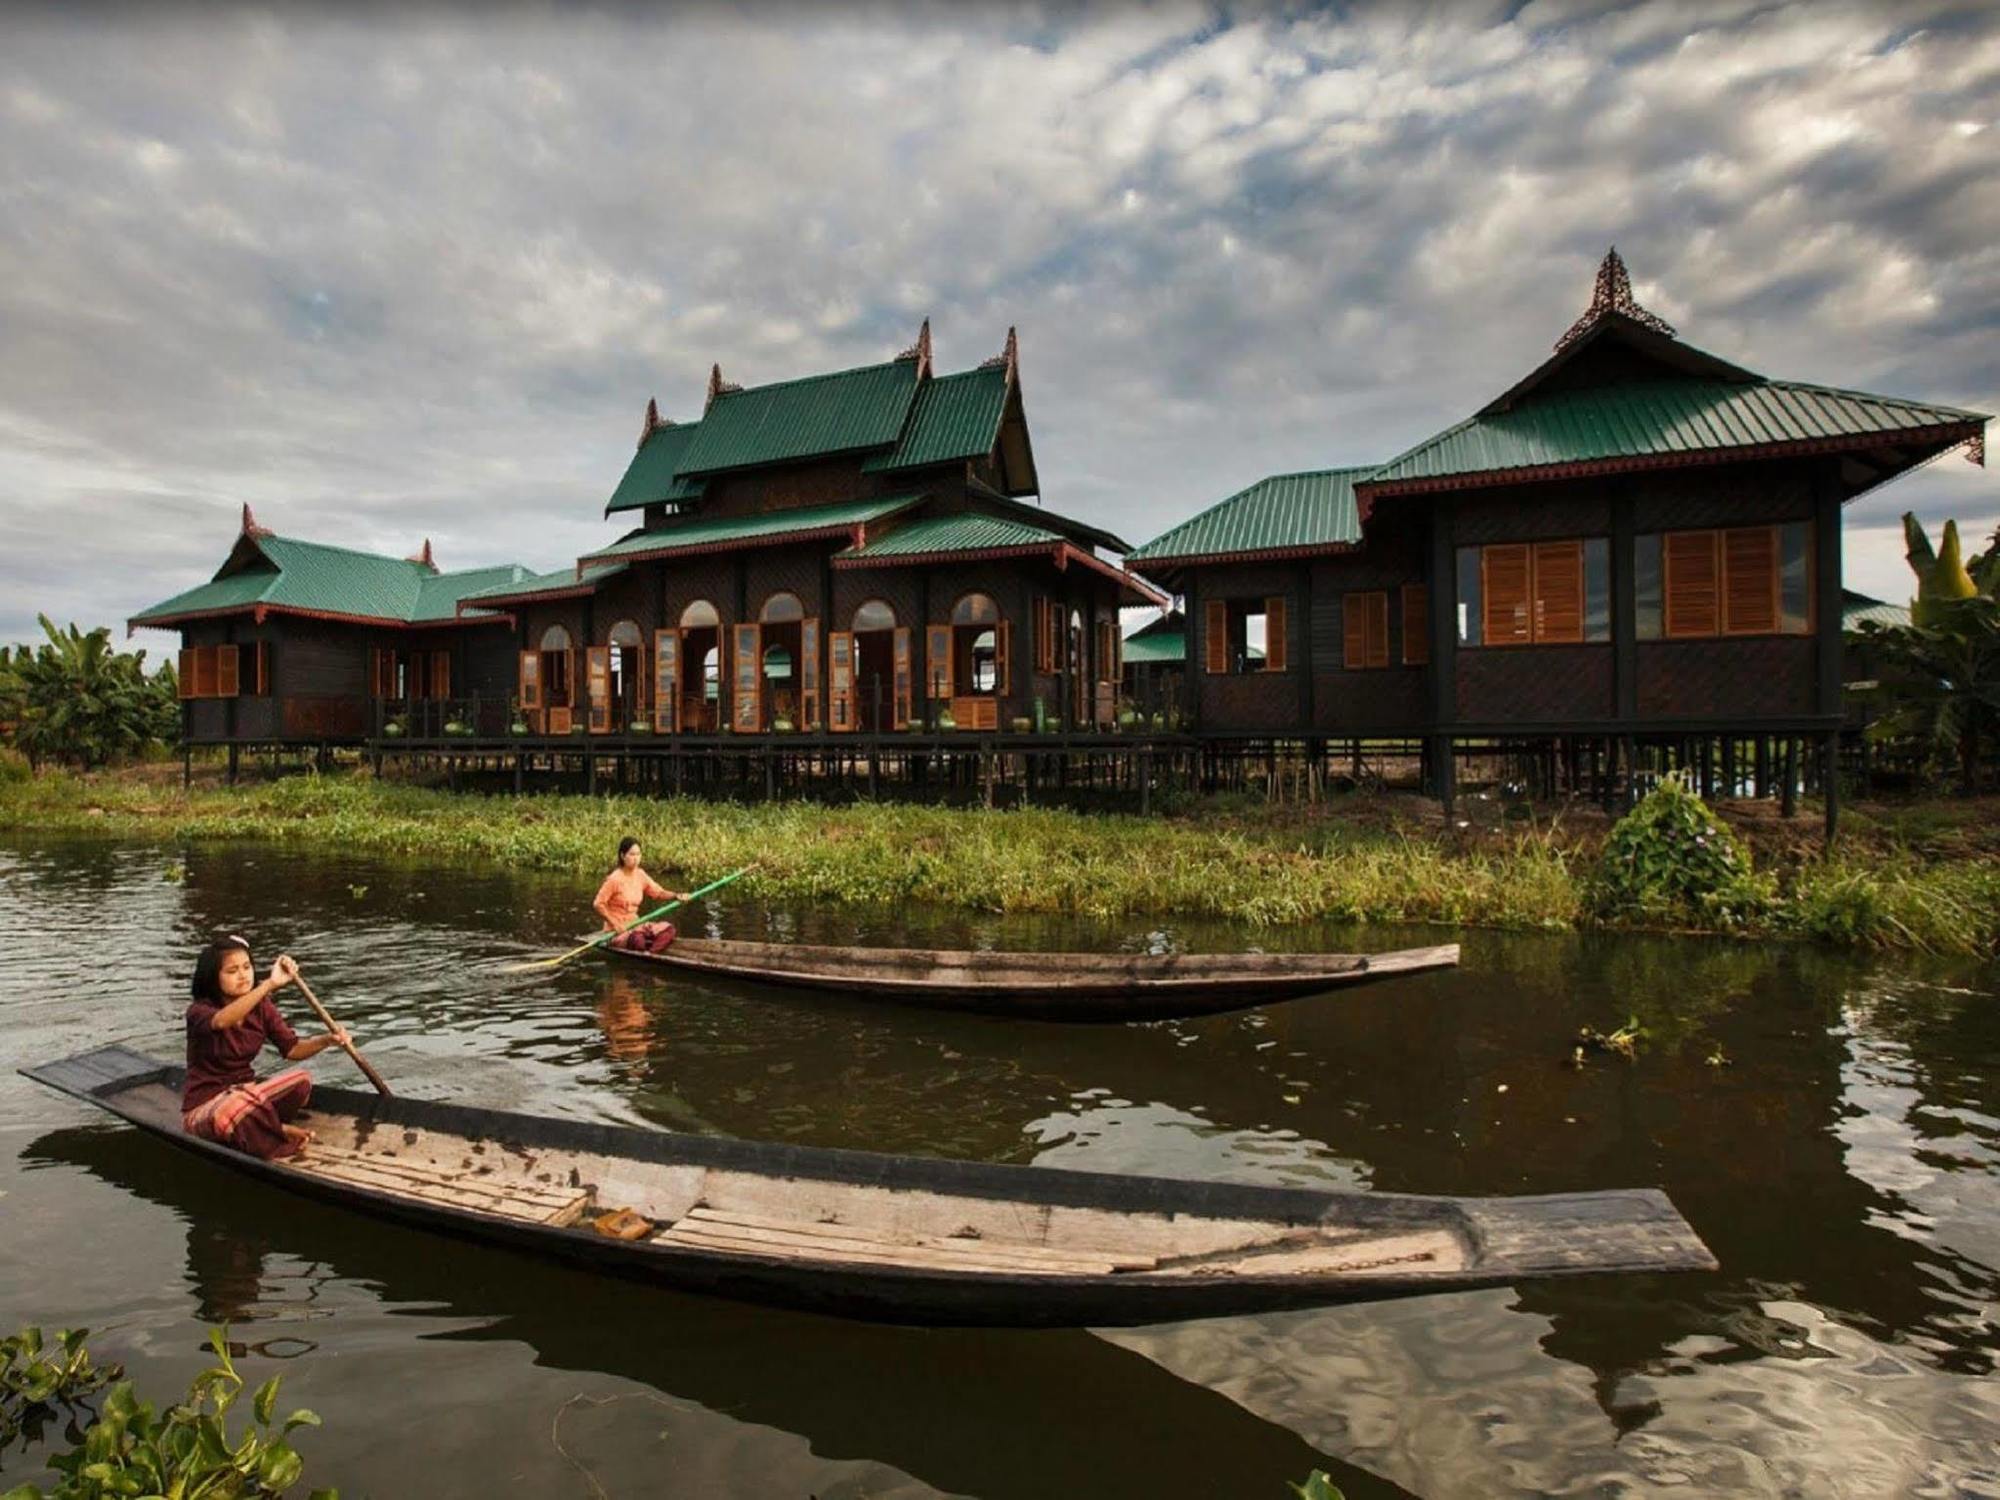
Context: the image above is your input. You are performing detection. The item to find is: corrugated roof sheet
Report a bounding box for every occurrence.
[1841,588,1912,631]
[132,536,531,626]
[1125,469,1369,563]
[1120,628,1183,664]
[605,422,705,514]
[1366,378,1987,490]
[582,495,922,562]
[837,512,1058,559]
[458,560,630,607]
[861,365,1009,473]
[675,359,920,476]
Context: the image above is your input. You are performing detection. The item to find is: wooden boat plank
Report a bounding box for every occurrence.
[658,1222,1123,1278]
[305,1140,583,1202]
[680,1206,1157,1271]
[295,1148,592,1224]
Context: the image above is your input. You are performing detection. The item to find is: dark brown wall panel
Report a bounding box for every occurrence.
[1313,669,1426,733]
[1456,646,1613,724]
[1635,638,1815,719]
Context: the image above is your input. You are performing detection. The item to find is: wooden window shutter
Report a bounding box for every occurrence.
[926,624,953,698]
[518,650,541,711]
[430,651,451,699]
[252,641,270,696]
[892,627,913,728]
[731,623,761,732]
[800,619,821,730]
[177,647,195,699]
[1342,595,1368,670]
[1402,585,1429,666]
[1204,599,1229,674]
[828,631,855,732]
[1031,596,1049,674]
[1482,545,1532,646]
[652,630,677,731]
[216,644,240,698]
[1263,597,1288,673]
[996,618,1012,695]
[1665,531,1720,638]
[369,648,385,698]
[587,646,612,733]
[1368,593,1389,668]
[1722,526,1778,635]
[1532,540,1584,643]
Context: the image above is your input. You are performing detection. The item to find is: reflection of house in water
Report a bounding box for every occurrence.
[595,973,655,1062]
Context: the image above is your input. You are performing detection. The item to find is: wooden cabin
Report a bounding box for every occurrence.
[459,325,1164,739]
[129,508,530,750]
[1125,250,1990,811]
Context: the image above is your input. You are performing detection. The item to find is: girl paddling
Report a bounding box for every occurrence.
[594,837,688,935]
[182,934,351,1160]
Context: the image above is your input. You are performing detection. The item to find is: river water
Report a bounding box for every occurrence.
[1,835,1996,1498]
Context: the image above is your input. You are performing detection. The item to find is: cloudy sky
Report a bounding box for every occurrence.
[2,0,1995,652]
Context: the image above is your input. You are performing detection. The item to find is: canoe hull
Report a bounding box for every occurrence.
[608,937,1462,1020]
[22,1046,1713,1328]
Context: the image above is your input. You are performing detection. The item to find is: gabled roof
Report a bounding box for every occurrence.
[1359,378,1987,500]
[456,561,630,613]
[1121,608,1184,665]
[581,495,923,565]
[1841,588,1911,631]
[675,358,921,476]
[1125,468,1368,568]
[835,512,1060,559]
[131,526,531,630]
[605,421,706,515]
[861,365,1010,474]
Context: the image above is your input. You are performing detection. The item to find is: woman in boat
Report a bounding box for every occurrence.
[594,837,687,939]
[182,935,351,1161]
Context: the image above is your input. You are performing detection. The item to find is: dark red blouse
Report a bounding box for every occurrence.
[182,996,300,1112]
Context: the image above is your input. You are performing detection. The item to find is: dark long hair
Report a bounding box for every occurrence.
[616,836,640,866]
[190,934,253,1004]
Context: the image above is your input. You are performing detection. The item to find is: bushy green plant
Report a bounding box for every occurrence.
[1593,775,1770,928]
[3,1330,332,1500]
[1,1328,120,1456]
[1,621,179,771]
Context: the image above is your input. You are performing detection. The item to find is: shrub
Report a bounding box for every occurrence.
[1593,774,1770,928]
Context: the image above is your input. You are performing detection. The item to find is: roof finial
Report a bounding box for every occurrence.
[980,325,1020,380]
[898,318,933,379]
[240,503,270,537]
[408,538,436,570]
[705,362,741,411]
[1555,246,1675,352]
[641,397,660,448]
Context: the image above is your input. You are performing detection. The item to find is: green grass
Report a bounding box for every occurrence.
[1,769,1993,955]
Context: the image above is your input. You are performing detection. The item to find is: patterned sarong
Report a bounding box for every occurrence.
[182,1069,313,1157]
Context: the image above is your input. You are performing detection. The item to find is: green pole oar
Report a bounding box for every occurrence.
[506,864,758,973]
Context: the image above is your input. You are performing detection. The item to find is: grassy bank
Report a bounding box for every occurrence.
[1,763,1996,956]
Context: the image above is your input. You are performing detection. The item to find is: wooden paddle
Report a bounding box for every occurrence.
[290,972,393,1097]
[504,864,758,974]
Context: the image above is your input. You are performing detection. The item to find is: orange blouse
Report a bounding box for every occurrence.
[594,867,670,930]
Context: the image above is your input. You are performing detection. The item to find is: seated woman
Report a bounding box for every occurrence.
[182,935,351,1161]
[594,837,687,951]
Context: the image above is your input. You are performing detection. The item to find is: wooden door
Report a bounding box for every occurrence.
[801,618,821,730]
[828,631,855,732]
[732,623,762,732]
[653,630,679,733]
[586,646,612,733]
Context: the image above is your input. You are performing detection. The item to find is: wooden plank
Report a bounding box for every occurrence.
[306,1144,581,1208]
[682,1207,1156,1271]
[295,1150,590,1224]
[659,1221,1121,1277]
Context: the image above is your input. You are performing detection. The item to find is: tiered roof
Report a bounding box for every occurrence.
[130,508,530,630]
[1130,249,1990,578]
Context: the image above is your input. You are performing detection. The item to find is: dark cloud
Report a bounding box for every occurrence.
[0,0,1993,646]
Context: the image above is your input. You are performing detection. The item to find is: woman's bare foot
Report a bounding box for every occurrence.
[281,1123,315,1153]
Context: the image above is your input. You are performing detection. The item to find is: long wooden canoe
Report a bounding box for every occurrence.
[607,936,1462,1020]
[25,1046,1714,1327]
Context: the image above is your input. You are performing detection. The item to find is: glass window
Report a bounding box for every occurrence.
[759,592,804,624]
[1779,521,1812,634]
[852,599,896,632]
[607,619,642,649]
[969,629,997,691]
[680,600,719,629]
[952,593,999,626]
[1635,534,1663,640]
[539,625,572,652]
[1455,547,1482,646]
[1583,538,1611,642]
[762,645,793,679]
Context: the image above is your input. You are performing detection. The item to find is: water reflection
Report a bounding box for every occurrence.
[5,835,2000,1496]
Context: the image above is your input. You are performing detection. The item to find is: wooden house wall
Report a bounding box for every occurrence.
[1310,521,1427,735]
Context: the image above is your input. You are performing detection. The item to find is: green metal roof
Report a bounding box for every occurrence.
[1125,468,1368,564]
[605,422,705,514]
[1842,588,1911,631]
[582,495,923,563]
[132,535,532,627]
[1121,628,1183,665]
[836,512,1059,559]
[675,359,921,476]
[861,365,1009,473]
[1365,378,1988,492]
[458,560,629,609]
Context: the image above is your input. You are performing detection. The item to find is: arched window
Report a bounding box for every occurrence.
[607,620,642,649]
[607,620,643,716]
[852,599,896,632]
[950,593,1003,694]
[702,646,720,701]
[952,593,999,626]
[540,624,572,652]
[538,625,573,707]
[760,592,804,624]
[680,600,719,629]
